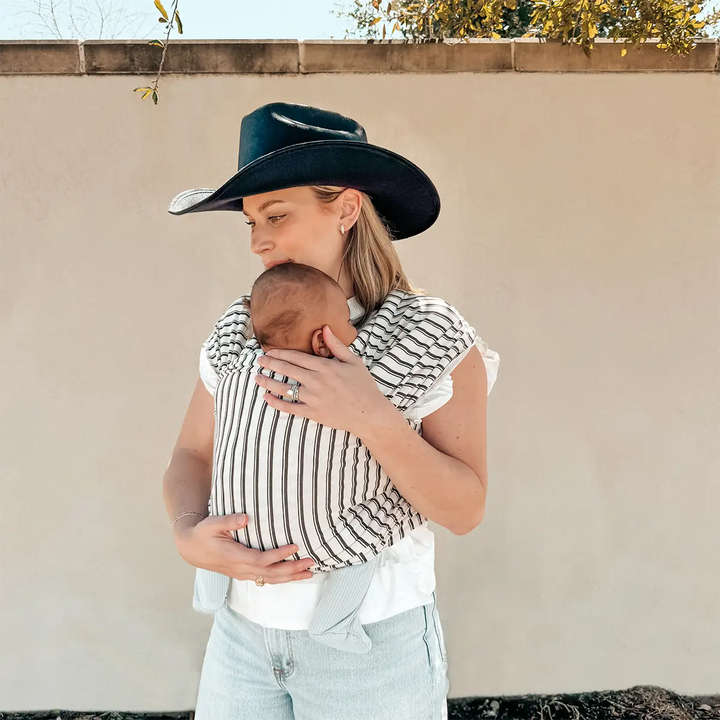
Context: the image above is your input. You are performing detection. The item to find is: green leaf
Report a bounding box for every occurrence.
[175,9,183,34]
[154,0,169,20]
[152,90,159,105]
[148,39,164,47]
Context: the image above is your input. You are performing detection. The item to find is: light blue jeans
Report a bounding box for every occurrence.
[194,592,450,720]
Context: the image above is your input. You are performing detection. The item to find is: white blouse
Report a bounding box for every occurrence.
[199,294,500,629]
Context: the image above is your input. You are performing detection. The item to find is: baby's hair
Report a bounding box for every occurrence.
[244,263,342,348]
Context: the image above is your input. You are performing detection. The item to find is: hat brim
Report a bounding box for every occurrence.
[167,140,440,240]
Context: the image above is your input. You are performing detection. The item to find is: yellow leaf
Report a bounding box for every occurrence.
[154,0,168,21]
[690,3,700,11]
[382,22,386,39]
[175,10,183,34]
[370,16,382,25]
[588,23,597,38]
[142,88,154,99]
[620,47,627,56]
[134,86,152,92]
[491,32,501,38]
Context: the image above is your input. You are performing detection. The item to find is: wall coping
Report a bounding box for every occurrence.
[1,38,718,74]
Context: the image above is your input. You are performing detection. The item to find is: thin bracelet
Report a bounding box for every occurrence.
[171,511,207,531]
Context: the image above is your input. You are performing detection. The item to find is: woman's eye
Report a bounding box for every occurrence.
[245,215,284,227]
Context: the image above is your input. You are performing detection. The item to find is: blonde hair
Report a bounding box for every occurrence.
[311,185,425,326]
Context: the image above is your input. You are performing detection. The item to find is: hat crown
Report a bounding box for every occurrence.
[238,102,368,170]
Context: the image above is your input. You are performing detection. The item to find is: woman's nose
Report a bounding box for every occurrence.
[250,229,273,255]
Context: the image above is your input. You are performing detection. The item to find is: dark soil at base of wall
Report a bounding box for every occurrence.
[1,685,718,720]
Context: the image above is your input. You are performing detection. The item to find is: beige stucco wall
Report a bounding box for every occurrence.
[1,40,718,710]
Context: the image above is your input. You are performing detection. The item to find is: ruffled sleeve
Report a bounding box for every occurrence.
[477,337,500,395]
[401,336,500,421]
[199,341,219,395]
[362,293,498,418]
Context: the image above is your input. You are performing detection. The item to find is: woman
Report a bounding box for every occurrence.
[163,102,500,720]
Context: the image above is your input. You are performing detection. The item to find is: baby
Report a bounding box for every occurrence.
[240,261,382,654]
[244,260,359,355]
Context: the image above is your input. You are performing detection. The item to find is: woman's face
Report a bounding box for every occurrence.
[242,186,360,297]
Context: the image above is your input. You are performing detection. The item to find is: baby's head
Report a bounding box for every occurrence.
[245,262,358,356]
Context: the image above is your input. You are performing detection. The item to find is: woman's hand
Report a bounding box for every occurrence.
[255,326,391,436]
[173,513,316,584]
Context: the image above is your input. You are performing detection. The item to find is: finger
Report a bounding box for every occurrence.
[260,356,315,385]
[256,374,297,399]
[246,558,314,584]
[262,391,310,418]
[211,513,248,532]
[265,559,315,582]
[322,325,358,363]
[229,568,313,584]
[257,544,302,567]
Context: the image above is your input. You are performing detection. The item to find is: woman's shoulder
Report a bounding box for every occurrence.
[202,293,255,372]
[381,288,503,389]
[216,293,252,325]
[381,289,475,336]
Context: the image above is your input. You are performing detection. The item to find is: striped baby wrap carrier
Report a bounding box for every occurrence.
[193,288,481,613]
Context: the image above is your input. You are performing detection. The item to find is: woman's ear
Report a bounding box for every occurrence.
[311,328,334,358]
[339,188,362,231]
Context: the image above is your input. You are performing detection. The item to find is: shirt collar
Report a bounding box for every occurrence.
[347,295,365,322]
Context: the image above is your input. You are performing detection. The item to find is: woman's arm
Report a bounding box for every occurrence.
[162,377,215,535]
[358,344,489,536]
[255,325,492,536]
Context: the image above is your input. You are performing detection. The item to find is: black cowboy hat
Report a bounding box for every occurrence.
[167,102,440,240]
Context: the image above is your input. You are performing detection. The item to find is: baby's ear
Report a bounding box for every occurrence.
[311,328,333,358]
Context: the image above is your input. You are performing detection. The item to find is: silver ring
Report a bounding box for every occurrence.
[286,383,300,403]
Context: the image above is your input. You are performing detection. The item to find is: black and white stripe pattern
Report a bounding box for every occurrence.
[203,289,479,572]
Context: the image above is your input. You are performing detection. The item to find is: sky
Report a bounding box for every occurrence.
[0,0,716,40]
[0,0,377,40]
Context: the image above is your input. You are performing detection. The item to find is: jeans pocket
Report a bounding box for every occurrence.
[436,614,448,664]
[431,604,448,664]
